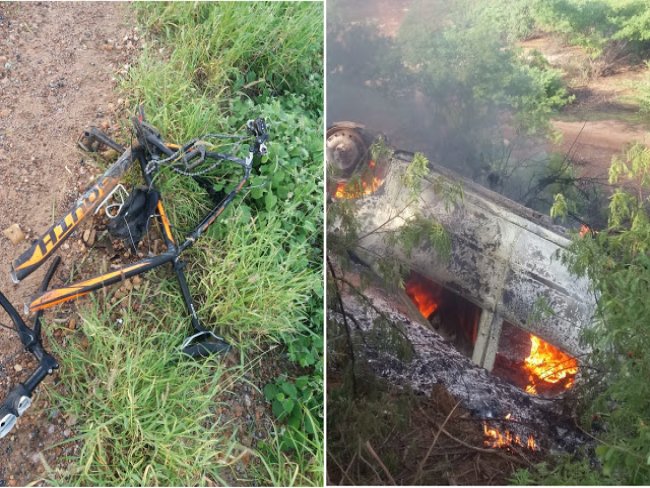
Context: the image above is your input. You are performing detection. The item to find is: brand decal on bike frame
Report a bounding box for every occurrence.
[11,152,133,282]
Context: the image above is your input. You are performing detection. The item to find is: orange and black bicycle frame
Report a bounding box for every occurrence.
[1,109,268,439]
[12,113,266,330]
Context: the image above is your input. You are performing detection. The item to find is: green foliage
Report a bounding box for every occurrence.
[402,152,429,196]
[550,193,570,221]
[390,214,452,261]
[263,373,320,436]
[47,295,238,486]
[477,0,540,43]
[370,136,394,163]
[50,2,323,485]
[541,143,650,484]
[133,2,323,107]
[398,7,571,137]
[533,0,650,57]
[512,456,618,485]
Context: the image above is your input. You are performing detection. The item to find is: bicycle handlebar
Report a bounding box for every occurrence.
[0,257,61,439]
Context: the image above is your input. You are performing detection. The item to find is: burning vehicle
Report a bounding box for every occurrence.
[327,122,595,452]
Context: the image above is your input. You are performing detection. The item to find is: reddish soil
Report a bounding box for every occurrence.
[0,3,135,484]
[336,0,412,37]
[521,34,650,179]
[553,119,650,180]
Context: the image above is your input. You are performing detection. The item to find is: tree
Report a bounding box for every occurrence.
[543,143,650,483]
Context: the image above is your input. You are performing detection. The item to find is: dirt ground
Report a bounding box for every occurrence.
[521,34,650,179]
[0,2,134,484]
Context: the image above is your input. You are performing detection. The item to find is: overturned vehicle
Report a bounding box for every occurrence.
[327,122,596,451]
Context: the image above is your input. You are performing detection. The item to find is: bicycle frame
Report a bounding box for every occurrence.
[1,110,268,439]
[27,146,253,316]
[11,150,135,283]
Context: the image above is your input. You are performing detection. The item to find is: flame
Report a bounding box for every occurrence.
[333,161,384,199]
[405,278,438,318]
[524,334,578,395]
[483,421,537,451]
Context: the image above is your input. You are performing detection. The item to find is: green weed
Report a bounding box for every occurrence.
[44,1,323,485]
[46,291,243,486]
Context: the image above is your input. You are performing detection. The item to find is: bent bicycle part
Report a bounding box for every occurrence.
[11,149,134,282]
[24,112,267,313]
[3,108,269,438]
[0,257,61,438]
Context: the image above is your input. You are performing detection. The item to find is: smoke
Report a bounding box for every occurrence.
[327,0,605,226]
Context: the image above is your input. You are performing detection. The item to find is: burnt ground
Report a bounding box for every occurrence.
[0,2,135,484]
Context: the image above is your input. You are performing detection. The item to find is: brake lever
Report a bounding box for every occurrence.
[246,118,269,156]
[0,257,61,439]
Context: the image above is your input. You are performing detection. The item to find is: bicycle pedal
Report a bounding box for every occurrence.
[180,330,232,359]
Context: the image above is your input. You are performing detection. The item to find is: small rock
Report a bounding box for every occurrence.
[100,148,118,160]
[13,364,22,372]
[66,415,78,427]
[68,318,77,330]
[3,223,25,245]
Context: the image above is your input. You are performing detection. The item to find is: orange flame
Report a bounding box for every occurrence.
[405,279,438,318]
[333,161,384,199]
[483,421,537,451]
[524,334,578,395]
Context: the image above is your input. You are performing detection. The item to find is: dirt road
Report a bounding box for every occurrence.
[0,2,132,483]
[552,119,650,179]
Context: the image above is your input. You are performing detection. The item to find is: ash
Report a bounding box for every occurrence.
[331,281,590,453]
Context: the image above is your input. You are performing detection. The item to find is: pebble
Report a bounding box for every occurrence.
[3,223,25,245]
[82,228,96,246]
[13,364,23,372]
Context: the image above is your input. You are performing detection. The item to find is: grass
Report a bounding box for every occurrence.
[46,291,243,486]
[41,2,323,485]
[192,210,322,345]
